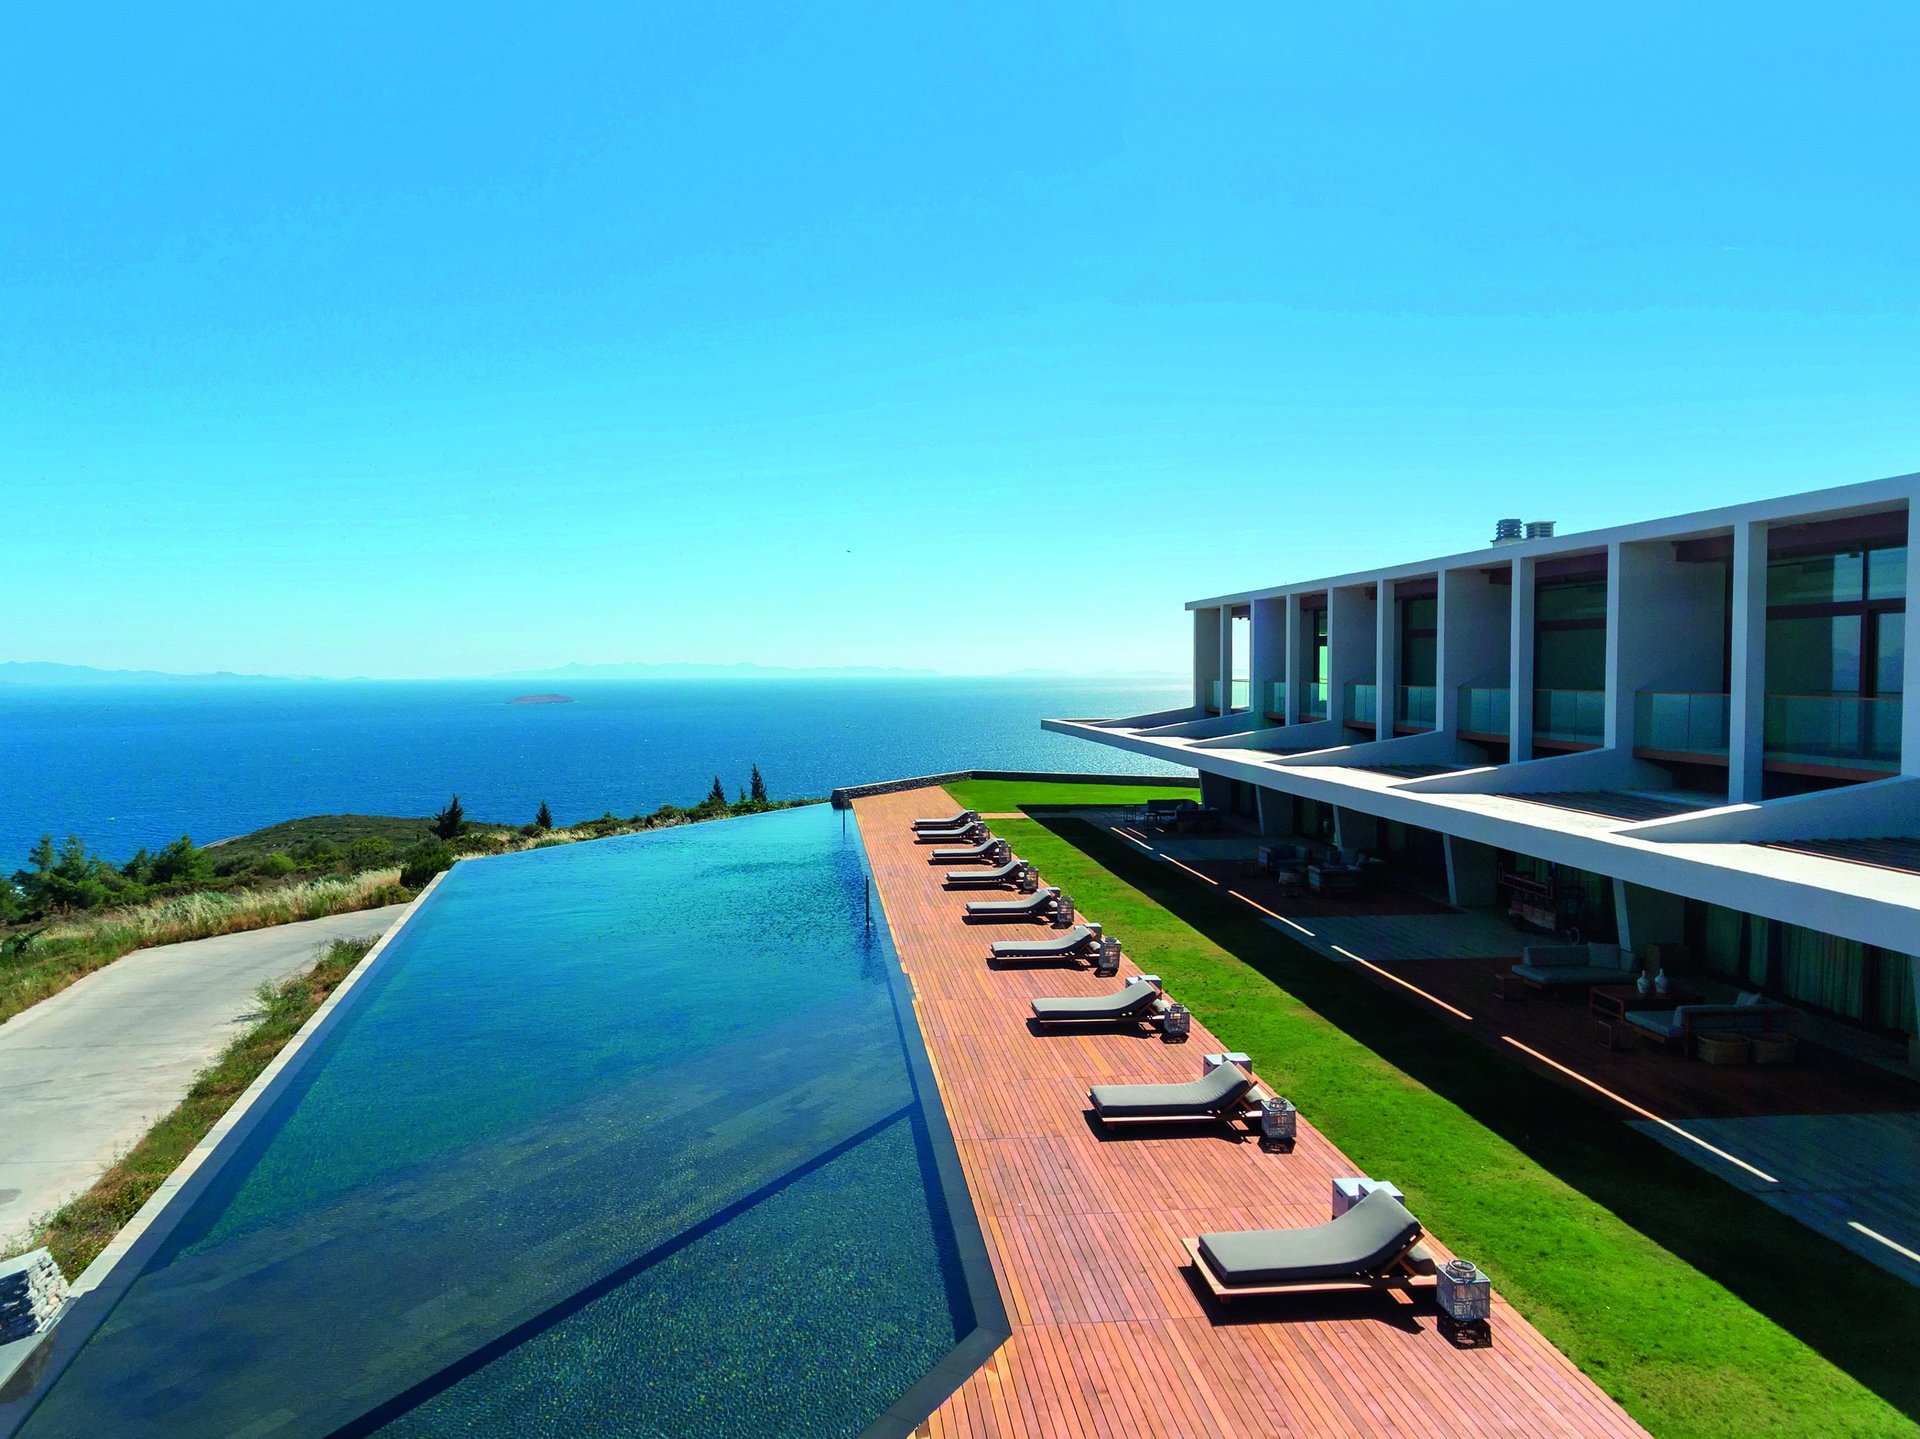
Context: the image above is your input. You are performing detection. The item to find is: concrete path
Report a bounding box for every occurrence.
[0,905,406,1249]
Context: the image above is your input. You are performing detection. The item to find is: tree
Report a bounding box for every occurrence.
[18,834,131,914]
[431,794,466,841]
[535,800,553,831]
[749,764,768,804]
[705,775,727,808]
[149,835,213,886]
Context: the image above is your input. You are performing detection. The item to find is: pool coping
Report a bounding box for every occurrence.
[844,808,1014,1439]
[0,865,454,1432]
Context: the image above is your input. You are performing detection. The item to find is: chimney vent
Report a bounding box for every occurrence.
[1492,518,1524,545]
[1526,520,1556,540]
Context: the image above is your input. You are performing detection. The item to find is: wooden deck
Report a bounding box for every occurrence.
[857,788,1649,1439]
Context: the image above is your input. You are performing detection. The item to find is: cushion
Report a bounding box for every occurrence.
[1736,990,1763,1007]
[1090,1062,1252,1119]
[1199,1190,1423,1287]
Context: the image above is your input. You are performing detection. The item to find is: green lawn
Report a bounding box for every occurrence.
[988,807,1919,1439]
[944,776,1198,814]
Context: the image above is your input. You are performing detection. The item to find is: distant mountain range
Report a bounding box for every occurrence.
[1,660,1183,687]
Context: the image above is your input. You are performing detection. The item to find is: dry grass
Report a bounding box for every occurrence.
[11,936,375,1277]
[1,871,405,1027]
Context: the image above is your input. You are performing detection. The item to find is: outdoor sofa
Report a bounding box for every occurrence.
[1184,1189,1437,1301]
[1510,942,1636,988]
[1087,1059,1258,1127]
[1624,992,1790,1045]
[1030,975,1164,1027]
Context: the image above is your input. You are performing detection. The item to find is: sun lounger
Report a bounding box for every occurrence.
[1183,1189,1437,1301]
[913,809,978,831]
[944,859,1034,890]
[1031,976,1164,1026]
[964,887,1059,922]
[1087,1059,1256,1125]
[932,836,1009,864]
[919,821,988,847]
[990,924,1103,962]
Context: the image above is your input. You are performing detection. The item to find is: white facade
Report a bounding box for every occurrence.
[1048,473,1920,1053]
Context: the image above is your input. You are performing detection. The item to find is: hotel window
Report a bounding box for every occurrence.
[1533,578,1607,692]
[1399,596,1438,688]
[1765,540,1905,764]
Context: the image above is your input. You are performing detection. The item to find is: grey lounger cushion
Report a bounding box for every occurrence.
[966,891,1052,916]
[992,925,1093,959]
[1089,1061,1252,1120]
[934,840,996,860]
[946,861,1022,886]
[1198,1189,1423,1287]
[1032,981,1159,1022]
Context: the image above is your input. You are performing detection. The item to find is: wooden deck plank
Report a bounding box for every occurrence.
[861,788,1647,1439]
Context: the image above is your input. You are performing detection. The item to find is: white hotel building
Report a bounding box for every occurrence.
[1048,473,1920,1067]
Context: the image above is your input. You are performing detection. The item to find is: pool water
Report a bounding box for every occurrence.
[11,806,995,1438]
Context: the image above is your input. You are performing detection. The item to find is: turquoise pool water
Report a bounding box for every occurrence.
[9,806,998,1438]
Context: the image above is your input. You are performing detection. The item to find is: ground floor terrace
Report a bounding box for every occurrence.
[865,778,1920,1439]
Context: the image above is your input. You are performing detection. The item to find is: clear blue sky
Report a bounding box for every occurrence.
[6,2,1917,678]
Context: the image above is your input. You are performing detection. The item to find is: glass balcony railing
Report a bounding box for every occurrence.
[1765,694,1901,769]
[1397,685,1436,729]
[1534,688,1605,743]
[1267,680,1287,716]
[1635,691,1730,755]
[1302,681,1328,720]
[1208,678,1221,712]
[1459,686,1511,736]
[1231,678,1249,710]
[1346,681,1378,726]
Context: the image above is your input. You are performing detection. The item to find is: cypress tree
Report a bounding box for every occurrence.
[535,800,553,831]
[749,764,768,803]
[431,794,465,840]
[706,775,727,808]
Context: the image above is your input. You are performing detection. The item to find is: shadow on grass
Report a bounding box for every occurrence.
[1038,815,1920,1423]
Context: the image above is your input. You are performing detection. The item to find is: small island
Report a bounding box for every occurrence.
[508,693,574,705]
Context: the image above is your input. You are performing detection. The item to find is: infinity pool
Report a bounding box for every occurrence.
[7,806,1000,1438]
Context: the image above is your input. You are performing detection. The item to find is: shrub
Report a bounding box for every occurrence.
[256,852,297,878]
[399,844,455,889]
[344,836,393,870]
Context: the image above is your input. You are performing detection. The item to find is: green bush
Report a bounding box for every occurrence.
[256,852,297,879]
[344,836,393,870]
[399,844,455,890]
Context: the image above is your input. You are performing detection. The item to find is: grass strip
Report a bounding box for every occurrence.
[14,935,376,1278]
[996,809,1918,1439]
[943,777,1198,815]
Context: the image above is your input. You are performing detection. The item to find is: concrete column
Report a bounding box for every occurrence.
[1250,597,1286,726]
[1332,806,1379,854]
[1441,565,1510,739]
[1328,584,1376,729]
[1614,881,1685,961]
[1603,542,1626,750]
[1199,771,1233,813]
[1729,520,1769,802]
[1195,607,1222,710]
[1283,594,1304,724]
[1254,785,1292,837]
[1376,583,1398,741]
[1905,506,1920,775]
[1442,835,1501,908]
[1510,557,1536,761]
[1220,608,1235,712]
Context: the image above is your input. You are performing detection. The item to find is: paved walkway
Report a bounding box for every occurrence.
[0,906,405,1248]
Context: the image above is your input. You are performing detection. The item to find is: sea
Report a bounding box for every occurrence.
[0,678,1191,868]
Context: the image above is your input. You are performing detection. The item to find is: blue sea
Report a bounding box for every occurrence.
[0,677,1187,867]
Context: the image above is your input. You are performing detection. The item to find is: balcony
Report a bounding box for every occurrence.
[1396,685,1436,731]
[1302,681,1328,720]
[1765,694,1901,773]
[1534,688,1605,746]
[1345,681,1378,728]
[1459,686,1511,738]
[1635,691,1730,757]
[1265,680,1287,718]
[1208,678,1250,713]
